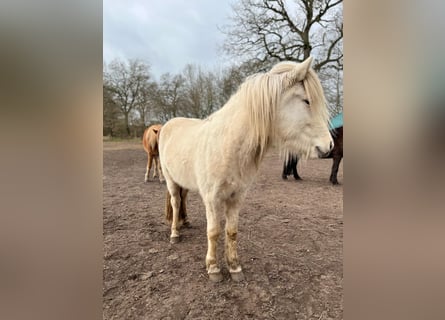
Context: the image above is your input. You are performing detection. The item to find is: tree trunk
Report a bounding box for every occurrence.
[124,113,130,137]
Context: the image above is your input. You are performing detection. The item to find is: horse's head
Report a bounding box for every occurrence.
[273,57,334,159]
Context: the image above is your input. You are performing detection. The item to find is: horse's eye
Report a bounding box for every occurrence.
[303,99,310,105]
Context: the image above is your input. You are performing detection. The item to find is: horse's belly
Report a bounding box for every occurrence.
[166,160,199,191]
[160,118,202,191]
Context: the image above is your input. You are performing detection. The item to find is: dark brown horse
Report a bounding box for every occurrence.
[282,126,343,184]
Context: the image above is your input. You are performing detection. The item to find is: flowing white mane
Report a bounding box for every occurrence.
[229,61,330,163]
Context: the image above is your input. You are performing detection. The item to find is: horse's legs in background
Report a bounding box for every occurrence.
[330,155,342,185]
[144,154,153,182]
[152,156,158,179]
[282,159,289,179]
[154,156,165,183]
[292,156,302,180]
[166,181,182,243]
[204,197,224,282]
[282,153,294,179]
[282,154,302,180]
[225,201,244,281]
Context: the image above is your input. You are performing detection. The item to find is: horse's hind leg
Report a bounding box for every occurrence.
[152,156,159,179]
[180,188,190,227]
[225,201,244,282]
[166,182,182,243]
[165,185,188,227]
[152,159,157,178]
[145,154,153,182]
[204,198,224,282]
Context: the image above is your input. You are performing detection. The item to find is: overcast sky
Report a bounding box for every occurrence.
[104,0,233,79]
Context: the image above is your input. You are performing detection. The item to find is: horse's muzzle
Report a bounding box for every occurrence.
[316,146,332,158]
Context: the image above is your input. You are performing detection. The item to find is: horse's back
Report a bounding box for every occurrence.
[162,117,202,132]
[160,117,203,148]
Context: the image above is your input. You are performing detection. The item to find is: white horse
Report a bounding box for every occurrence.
[159,57,333,282]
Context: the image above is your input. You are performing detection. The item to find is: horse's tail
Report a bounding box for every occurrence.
[165,188,187,223]
[142,129,149,153]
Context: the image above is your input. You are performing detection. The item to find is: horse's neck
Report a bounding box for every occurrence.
[212,100,268,175]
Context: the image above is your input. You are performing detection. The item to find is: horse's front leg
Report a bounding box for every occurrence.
[204,199,224,282]
[292,156,302,180]
[225,202,244,282]
[282,160,288,179]
[330,155,342,185]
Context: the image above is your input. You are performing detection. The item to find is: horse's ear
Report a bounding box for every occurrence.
[286,56,313,86]
[153,129,158,134]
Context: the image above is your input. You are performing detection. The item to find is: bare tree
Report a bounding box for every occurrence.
[181,64,233,118]
[182,64,204,118]
[103,84,122,137]
[318,66,343,115]
[201,71,222,117]
[218,61,261,102]
[104,59,152,136]
[222,0,343,71]
[154,73,187,122]
[136,81,157,126]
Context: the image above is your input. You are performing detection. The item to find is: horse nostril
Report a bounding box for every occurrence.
[316,146,325,157]
[316,146,331,158]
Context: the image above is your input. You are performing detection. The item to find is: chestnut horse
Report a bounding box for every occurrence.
[142,124,164,183]
[159,57,333,282]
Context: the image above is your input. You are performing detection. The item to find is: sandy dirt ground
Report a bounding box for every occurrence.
[103,140,343,320]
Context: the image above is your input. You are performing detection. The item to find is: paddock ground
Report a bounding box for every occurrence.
[103,140,343,320]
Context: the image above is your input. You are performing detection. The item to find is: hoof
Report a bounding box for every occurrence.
[282,175,288,180]
[230,271,245,282]
[208,272,223,282]
[170,236,180,244]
